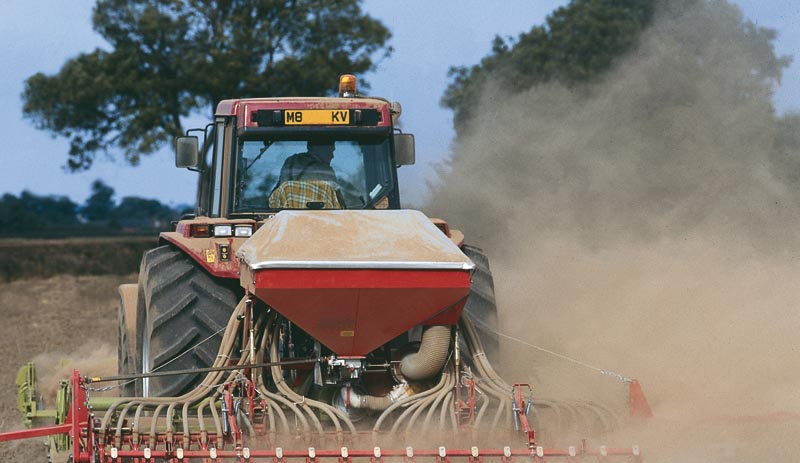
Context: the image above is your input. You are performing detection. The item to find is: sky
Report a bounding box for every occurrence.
[0,0,798,208]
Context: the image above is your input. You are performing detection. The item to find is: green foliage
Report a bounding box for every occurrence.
[112,196,178,229]
[0,185,186,236]
[83,180,116,222]
[442,0,656,133]
[0,192,79,232]
[22,0,391,171]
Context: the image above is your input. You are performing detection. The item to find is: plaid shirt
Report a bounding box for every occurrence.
[269,180,343,209]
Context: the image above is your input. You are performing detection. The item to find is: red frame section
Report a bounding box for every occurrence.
[160,231,246,279]
[512,384,536,447]
[0,371,645,462]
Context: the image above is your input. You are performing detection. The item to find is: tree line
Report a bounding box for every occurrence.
[0,180,188,237]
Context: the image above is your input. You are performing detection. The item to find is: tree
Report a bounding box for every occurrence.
[442,0,656,133]
[0,192,79,233]
[23,0,391,171]
[83,179,116,222]
[112,196,178,229]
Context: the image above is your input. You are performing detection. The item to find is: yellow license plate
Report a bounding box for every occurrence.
[284,109,350,125]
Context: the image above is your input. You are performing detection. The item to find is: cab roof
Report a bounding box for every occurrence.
[216,96,393,130]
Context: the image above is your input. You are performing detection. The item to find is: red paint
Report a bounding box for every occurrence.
[160,233,241,279]
[253,268,470,355]
[430,218,451,237]
[102,446,643,461]
[512,383,536,447]
[0,423,72,442]
[629,379,653,418]
[215,98,392,129]
[0,370,644,462]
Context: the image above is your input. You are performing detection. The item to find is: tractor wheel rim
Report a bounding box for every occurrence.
[142,310,150,397]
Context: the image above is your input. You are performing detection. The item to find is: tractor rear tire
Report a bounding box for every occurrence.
[461,245,499,359]
[135,245,239,397]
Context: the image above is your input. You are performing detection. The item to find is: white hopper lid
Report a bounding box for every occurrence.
[237,210,475,270]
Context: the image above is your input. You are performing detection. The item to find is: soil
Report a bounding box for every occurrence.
[1,257,797,462]
[0,274,136,461]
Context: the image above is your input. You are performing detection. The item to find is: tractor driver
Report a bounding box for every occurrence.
[277,140,339,184]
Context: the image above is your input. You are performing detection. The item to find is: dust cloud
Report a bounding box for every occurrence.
[33,343,117,403]
[427,0,800,460]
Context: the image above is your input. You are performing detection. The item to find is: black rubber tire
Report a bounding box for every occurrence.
[135,245,239,397]
[117,299,137,397]
[461,245,500,359]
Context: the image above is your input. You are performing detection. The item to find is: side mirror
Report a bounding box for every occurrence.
[394,133,415,166]
[175,136,201,169]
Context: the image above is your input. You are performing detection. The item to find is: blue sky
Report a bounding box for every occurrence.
[1,0,798,207]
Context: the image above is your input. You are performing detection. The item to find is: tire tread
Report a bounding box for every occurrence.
[137,245,238,396]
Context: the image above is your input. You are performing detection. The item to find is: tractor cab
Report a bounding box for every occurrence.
[176,75,415,218]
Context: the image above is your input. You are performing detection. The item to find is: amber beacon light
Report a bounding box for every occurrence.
[339,74,357,97]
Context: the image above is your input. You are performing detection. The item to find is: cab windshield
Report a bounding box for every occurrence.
[233,135,394,212]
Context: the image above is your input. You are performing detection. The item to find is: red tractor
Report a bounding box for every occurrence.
[4,75,646,462]
[117,74,498,401]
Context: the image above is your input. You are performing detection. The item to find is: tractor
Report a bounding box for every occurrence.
[116,74,497,402]
[2,75,647,462]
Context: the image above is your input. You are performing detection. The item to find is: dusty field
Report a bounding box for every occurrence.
[0,250,796,462]
[0,274,135,461]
